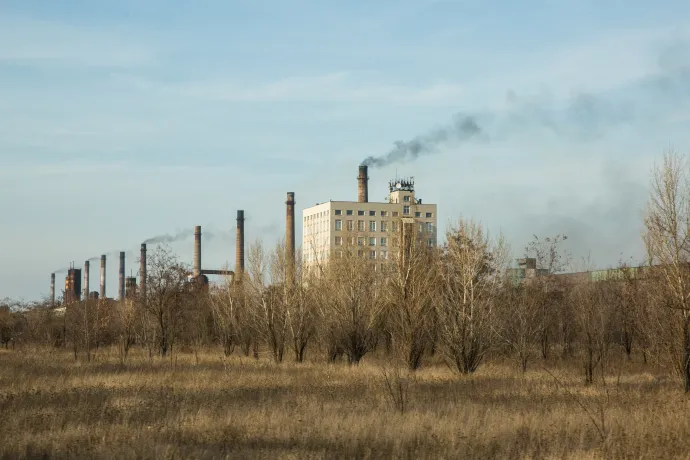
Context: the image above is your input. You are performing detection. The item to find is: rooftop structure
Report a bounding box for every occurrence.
[302,165,438,271]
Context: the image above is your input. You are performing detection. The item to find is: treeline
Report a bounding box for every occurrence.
[2,149,690,392]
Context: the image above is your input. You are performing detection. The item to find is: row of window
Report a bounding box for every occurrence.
[335,236,388,247]
[334,220,434,233]
[334,209,433,218]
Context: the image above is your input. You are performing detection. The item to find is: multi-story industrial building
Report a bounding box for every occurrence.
[302,165,438,271]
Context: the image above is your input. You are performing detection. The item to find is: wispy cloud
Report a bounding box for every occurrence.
[0,161,129,179]
[0,15,155,68]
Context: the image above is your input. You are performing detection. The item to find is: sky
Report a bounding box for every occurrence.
[1,0,690,301]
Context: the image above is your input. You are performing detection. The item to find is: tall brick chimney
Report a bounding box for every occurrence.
[286,192,296,282]
[358,165,369,203]
[236,210,245,278]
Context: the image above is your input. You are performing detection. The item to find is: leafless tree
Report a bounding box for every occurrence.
[141,244,192,358]
[497,282,547,372]
[246,240,289,363]
[286,251,317,362]
[385,236,439,370]
[643,149,690,391]
[571,282,616,385]
[437,218,509,374]
[524,234,572,359]
[318,242,386,365]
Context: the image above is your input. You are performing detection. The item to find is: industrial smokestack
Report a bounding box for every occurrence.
[83,260,90,301]
[236,210,245,278]
[100,255,106,299]
[140,244,147,302]
[358,165,369,203]
[194,226,202,277]
[50,273,55,306]
[119,251,125,303]
[286,192,296,282]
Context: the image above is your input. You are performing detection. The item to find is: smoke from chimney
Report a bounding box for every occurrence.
[143,228,217,245]
[236,210,245,277]
[361,114,481,169]
[100,255,106,299]
[119,251,125,303]
[194,226,202,277]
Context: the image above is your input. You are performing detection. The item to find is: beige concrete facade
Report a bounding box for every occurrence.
[302,183,438,270]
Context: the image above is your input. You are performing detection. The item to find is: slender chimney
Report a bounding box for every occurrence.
[83,260,90,301]
[140,243,147,302]
[286,192,296,282]
[236,210,245,278]
[358,165,369,203]
[50,273,55,306]
[100,255,106,299]
[119,251,125,303]
[194,226,202,277]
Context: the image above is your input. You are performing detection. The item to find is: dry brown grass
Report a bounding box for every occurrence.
[1,347,690,459]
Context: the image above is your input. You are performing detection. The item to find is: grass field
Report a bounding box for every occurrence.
[1,347,689,459]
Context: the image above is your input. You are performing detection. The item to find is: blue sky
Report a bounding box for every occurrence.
[1,0,690,300]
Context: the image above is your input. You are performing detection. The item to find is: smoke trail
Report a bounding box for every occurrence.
[361,114,482,168]
[143,229,192,245]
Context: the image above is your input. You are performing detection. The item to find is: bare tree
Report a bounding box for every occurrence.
[643,149,690,391]
[141,244,192,358]
[497,282,547,372]
[437,219,509,374]
[571,282,616,385]
[318,243,386,365]
[385,237,439,370]
[524,234,572,359]
[286,251,317,362]
[246,240,289,363]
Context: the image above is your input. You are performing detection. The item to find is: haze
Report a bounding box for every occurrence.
[1,0,689,300]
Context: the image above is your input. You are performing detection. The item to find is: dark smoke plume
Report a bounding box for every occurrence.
[361,114,482,168]
[144,228,218,245]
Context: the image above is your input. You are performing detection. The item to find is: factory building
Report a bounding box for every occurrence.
[302,165,438,271]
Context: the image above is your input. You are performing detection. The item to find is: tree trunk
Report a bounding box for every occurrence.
[683,314,690,393]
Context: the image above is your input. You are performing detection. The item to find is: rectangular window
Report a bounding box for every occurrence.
[335,236,343,246]
[358,210,365,216]
[404,196,410,202]
[348,237,355,246]
[381,221,388,232]
[380,211,388,217]
[392,211,399,217]
[380,237,387,246]
[358,237,365,246]
[427,239,434,247]
[381,250,388,260]
[419,224,424,233]
[403,206,410,215]
[369,210,376,216]
[335,209,342,215]
[347,220,354,231]
[370,250,377,260]
[415,211,421,217]
[369,237,376,246]
[335,220,342,231]
[369,221,376,232]
[392,221,399,232]
[426,222,433,232]
[426,212,432,218]
[347,210,353,216]
[357,220,364,231]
